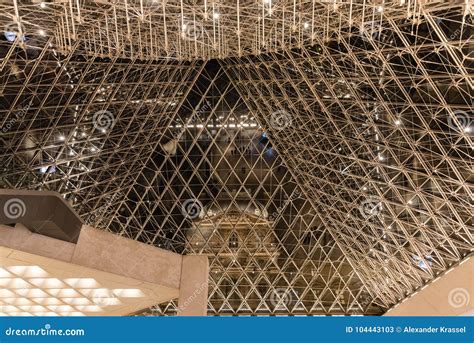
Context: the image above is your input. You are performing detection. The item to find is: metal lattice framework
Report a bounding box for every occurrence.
[1,0,473,316]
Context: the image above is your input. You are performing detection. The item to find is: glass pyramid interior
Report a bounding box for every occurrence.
[0,0,472,316]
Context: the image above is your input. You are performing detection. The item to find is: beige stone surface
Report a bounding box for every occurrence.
[0,224,75,262]
[0,246,179,316]
[385,256,473,316]
[72,226,182,289]
[0,223,212,316]
[177,255,209,316]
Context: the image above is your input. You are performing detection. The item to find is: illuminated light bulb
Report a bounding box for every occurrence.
[377,6,384,12]
[303,22,310,29]
[58,135,66,141]
[40,2,46,8]
[213,12,220,19]
[38,29,46,36]
[394,119,401,125]
[464,126,472,133]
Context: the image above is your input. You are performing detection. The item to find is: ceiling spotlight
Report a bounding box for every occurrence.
[40,2,46,8]
[464,126,472,133]
[58,135,66,141]
[377,6,384,12]
[213,12,220,20]
[38,29,46,36]
[303,22,310,29]
[394,119,401,125]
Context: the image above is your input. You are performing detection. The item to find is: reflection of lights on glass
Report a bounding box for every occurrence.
[413,255,433,270]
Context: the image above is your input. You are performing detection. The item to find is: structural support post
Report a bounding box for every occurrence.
[177,255,209,316]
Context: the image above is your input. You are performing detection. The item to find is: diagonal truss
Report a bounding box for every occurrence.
[1,1,470,61]
[0,0,472,316]
[222,6,473,309]
[0,31,204,224]
[124,64,380,315]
